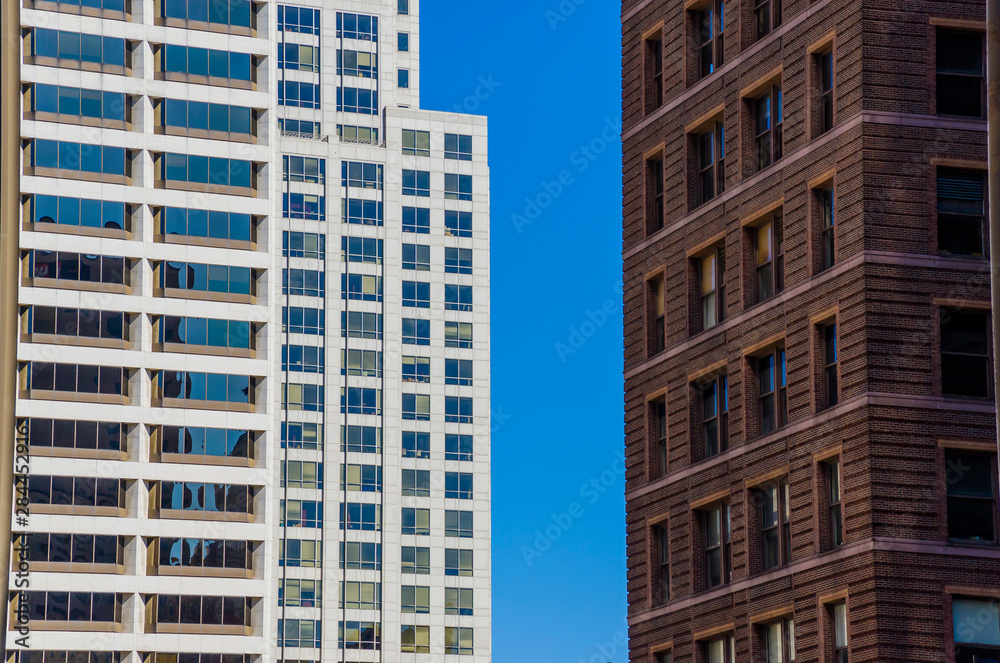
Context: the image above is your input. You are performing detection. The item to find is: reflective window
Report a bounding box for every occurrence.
[283,422,323,450]
[402,318,430,345]
[159,482,251,514]
[33,140,127,176]
[403,206,430,233]
[34,85,125,121]
[446,434,473,461]
[284,193,325,220]
[162,0,252,27]
[343,197,381,225]
[160,153,253,188]
[336,12,377,40]
[445,133,473,160]
[279,43,320,71]
[402,431,430,459]
[278,81,321,109]
[337,49,376,77]
[282,268,324,297]
[24,418,123,452]
[158,537,249,570]
[157,371,251,404]
[284,306,324,335]
[445,173,473,200]
[341,425,381,453]
[161,44,252,81]
[33,29,126,67]
[337,87,378,114]
[162,99,252,135]
[26,363,125,396]
[31,195,126,231]
[161,261,253,295]
[278,5,320,33]
[159,207,252,242]
[160,426,250,458]
[445,210,473,237]
[28,306,124,341]
[24,533,121,565]
[402,169,430,196]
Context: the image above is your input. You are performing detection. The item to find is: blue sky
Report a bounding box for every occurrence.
[421,2,626,662]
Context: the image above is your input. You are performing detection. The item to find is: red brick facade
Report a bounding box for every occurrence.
[622,0,1000,661]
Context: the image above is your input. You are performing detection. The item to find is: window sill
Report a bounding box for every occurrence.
[946,538,998,548]
[156,16,255,37]
[25,57,129,76]
[23,278,129,295]
[152,508,253,523]
[30,446,126,461]
[152,397,254,413]
[155,342,254,359]
[25,167,130,186]
[156,71,255,91]
[147,623,252,636]
[154,287,255,305]
[155,233,256,252]
[30,505,125,517]
[156,179,256,198]
[151,564,254,579]
[25,0,129,20]
[27,562,124,574]
[157,125,257,144]
[154,452,254,468]
[940,394,994,403]
[22,390,128,406]
[24,333,130,351]
[24,222,130,240]
[25,112,129,131]
[27,621,121,632]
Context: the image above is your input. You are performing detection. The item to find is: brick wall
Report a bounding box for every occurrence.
[622,0,999,661]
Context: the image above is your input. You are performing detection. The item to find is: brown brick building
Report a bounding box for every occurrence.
[621,0,1000,662]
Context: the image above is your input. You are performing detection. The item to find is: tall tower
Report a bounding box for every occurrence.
[6,0,491,660]
[622,0,998,661]
[273,1,491,661]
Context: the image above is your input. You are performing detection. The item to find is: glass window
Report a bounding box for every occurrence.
[401,546,429,574]
[402,432,430,459]
[937,29,985,118]
[402,129,430,156]
[945,449,997,542]
[403,206,430,233]
[445,133,473,160]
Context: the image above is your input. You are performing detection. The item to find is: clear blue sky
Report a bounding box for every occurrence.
[421,3,626,662]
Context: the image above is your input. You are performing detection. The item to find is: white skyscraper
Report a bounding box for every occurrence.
[7,0,490,660]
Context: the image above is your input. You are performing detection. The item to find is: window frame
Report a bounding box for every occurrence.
[752,215,784,303]
[944,447,999,544]
[756,346,787,437]
[752,0,781,42]
[646,29,664,113]
[696,121,726,206]
[935,28,986,119]
[698,373,729,460]
[702,501,731,590]
[936,167,988,258]
[752,85,782,172]
[693,0,725,82]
